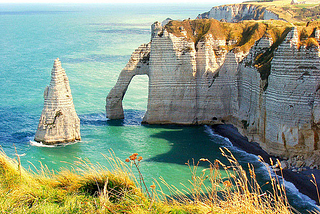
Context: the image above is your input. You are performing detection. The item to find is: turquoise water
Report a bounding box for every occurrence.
[0,3,316,212]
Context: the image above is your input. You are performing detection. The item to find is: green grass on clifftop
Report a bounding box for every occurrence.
[0,148,308,213]
[165,19,319,53]
[243,0,320,22]
[164,18,319,90]
[165,19,271,52]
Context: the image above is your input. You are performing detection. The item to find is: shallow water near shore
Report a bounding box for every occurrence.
[0,3,318,212]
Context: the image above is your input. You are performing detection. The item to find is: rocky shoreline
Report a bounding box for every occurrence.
[212,124,320,205]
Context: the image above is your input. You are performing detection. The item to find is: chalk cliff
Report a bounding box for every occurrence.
[197,4,279,22]
[35,58,81,145]
[106,20,320,164]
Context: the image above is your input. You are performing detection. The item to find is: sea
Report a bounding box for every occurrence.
[0,3,317,212]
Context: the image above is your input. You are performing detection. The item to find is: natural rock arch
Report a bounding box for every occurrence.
[106,43,150,119]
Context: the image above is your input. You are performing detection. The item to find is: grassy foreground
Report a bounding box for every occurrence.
[0,148,317,213]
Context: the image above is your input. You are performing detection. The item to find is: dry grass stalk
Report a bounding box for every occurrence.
[0,147,318,213]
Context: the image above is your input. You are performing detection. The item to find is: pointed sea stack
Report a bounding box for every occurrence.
[34,58,81,145]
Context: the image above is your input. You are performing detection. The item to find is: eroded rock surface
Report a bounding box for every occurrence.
[107,20,320,164]
[197,4,279,22]
[35,58,80,144]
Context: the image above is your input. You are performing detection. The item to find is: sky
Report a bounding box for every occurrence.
[0,0,243,4]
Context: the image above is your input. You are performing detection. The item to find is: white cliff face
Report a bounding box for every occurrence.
[263,10,279,20]
[197,4,279,22]
[35,59,80,144]
[151,21,162,40]
[262,28,320,157]
[316,29,320,42]
[232,28,320,160]
[107,22,320,162]
[143,31,197,124]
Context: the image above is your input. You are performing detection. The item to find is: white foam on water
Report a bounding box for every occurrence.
[204,125,319,211]
[283,179,319,209]
[204,126,233,147]
[29,140,80,148]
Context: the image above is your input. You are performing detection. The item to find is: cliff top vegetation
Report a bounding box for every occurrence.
[164,19,319,85]
[241,0,320,22]
[0,148,308,213]
[164,19,320,53]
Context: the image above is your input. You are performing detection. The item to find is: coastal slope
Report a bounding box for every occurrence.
[197,0,320,23]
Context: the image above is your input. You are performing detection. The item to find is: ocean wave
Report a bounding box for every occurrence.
[29,140,80,148]
[204,126,233,147]
[284,179,319,209]
[203,125,318,211]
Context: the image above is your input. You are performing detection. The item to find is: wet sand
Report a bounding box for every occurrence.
[212,124,320,204]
